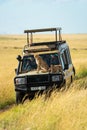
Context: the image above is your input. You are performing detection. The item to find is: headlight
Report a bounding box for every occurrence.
[52,75,59,82]
[15,77,27,85]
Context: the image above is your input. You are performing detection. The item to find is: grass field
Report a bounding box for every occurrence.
[0,34,87,130]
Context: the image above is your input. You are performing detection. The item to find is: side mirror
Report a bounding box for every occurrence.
[15,68,17,75]
[16,55,22,62]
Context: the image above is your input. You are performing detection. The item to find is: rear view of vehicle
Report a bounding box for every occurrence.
[14,27,75,104]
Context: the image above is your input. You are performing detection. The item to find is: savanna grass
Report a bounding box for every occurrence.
[0,34,87,130]
[0,80,87,130]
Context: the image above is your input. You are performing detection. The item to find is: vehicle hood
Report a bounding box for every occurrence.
[16,70,50,77]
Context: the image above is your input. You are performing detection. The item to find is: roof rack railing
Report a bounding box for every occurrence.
[24,27,62,46]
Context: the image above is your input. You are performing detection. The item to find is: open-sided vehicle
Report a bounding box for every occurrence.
[14,27,75,104]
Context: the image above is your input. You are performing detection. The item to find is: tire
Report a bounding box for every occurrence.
[71,76,73,83]
[73,66,75,76]
[16,91,25,105]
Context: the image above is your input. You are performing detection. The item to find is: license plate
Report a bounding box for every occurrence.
[31,86,46,91]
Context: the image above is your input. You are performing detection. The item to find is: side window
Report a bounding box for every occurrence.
[62,51,68,64]
[64,51,68,64]
[60,55,64,70]
[61,49,69,70]
[66,48,72,64]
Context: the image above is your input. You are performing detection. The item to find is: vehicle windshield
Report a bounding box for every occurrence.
[21,53,60,72]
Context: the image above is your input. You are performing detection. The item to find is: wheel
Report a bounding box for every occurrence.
[73,66,75,76]
[71,76,73,83]
[16,91,25,105]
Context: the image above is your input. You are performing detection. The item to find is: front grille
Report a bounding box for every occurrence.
[27,75,49,83]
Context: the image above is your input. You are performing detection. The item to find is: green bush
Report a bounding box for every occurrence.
[77,67,87,79]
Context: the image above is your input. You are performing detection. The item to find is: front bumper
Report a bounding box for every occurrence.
[14,73,64,92]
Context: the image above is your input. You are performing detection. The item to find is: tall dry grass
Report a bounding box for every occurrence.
[0,34,87,130]
[0,78,87,130]
[0,34,87,107]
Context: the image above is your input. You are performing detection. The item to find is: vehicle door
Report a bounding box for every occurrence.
[60,47,73,85]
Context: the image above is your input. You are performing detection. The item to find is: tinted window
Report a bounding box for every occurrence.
[61,49,69,70]
[21,56,37,72]
[66,48,72,64]
[21,53,60,72]
[61,52,68,65]
[40,53,60,66]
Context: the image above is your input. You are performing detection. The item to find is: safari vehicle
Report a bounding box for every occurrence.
[14,27,75,104]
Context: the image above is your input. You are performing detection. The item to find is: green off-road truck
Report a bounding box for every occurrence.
[14,27,75,104]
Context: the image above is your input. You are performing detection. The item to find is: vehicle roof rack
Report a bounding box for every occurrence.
[24,27,62,46]
[24,27,61,33]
